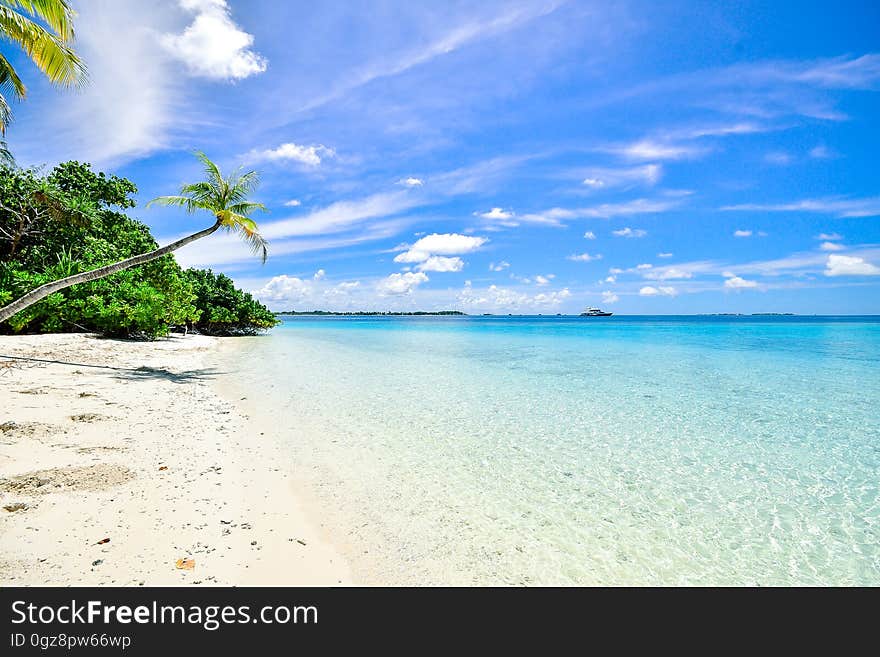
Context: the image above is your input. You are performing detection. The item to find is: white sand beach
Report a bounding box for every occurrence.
[0,333,351,586]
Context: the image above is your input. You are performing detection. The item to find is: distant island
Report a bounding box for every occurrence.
[275,310,467,316]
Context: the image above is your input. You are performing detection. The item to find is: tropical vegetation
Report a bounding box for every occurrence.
[0,160,277,337]
[0,151,272,326]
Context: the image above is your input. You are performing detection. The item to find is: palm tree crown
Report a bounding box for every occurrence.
[148,151,270,263]
[0,0,85,132]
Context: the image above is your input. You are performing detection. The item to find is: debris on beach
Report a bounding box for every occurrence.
[96,538,110,545]
[3,502,29,512]
[175,558,195,570]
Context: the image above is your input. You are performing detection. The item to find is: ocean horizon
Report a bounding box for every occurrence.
[213,314,880,585]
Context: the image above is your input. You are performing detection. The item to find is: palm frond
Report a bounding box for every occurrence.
[0,91,12,133]
[0,52,26,100]
[226,201,266,217]
[193,150,225,190]
[149,151,269,264]
[236,223,269,264]
[0,6,85,87]
[146,195,211,214]
[1,0,76,41]
[0,139,14,166]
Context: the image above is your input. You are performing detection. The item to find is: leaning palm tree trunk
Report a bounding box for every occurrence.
[0,219,220,324]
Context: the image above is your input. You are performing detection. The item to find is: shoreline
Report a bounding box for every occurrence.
[0,333,351,586]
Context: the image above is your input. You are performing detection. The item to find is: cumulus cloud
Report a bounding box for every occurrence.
[816,233,843,241]
[724,275,758,289]
[583,231,596,240]
[819,241,845,252]
[602,291,619,304]
[162,0,267,80]
[458,282,571,310]
[567,253,602,262]
[639,285,677,296]
[416,256,465,272]
[477,207,514,220]
[489,261,510,272]
[283,199,302,207]
[734,229,753,237]
[534,274,555,286]
[824,254,880,277]
[394,233,487,264]
[249,143,336,166]
[657,252,673,258]
[612,227,647,238]
[377,271,430,295]
[252,271,361,309]
[399,177,424,187]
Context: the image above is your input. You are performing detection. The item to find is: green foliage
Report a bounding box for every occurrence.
[185,268,278,335]
[0,161,276,338]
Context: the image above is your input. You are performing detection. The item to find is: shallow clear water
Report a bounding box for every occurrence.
[218,316,880,585]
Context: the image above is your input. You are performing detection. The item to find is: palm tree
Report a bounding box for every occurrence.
[0,0,86,134]
[0,151,268,324]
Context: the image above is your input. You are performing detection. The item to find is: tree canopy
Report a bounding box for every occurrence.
[0,161,277,338]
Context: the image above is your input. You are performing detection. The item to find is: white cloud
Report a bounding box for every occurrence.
[657,252,673,258]
[416,256,465,273]
[724,275,758,289]
[602,291,619,304]
[253,272,362,310]
[567,253,602,262]
[604,275,616,283]
[809,145,834,159]
[636,263,653,270]
[458,281,571,311]
[283,199,302,207]
[489,261,510,272]
[534,274,555,286]
[608,140,706,161]
[722,197,880,218]
[399,177,424,187]
[162,0,267,80]
[816,233,843,241]
[477,207,514,220]
[824,254,880,277]
[734,229,753,237]
[609,268,624,275]
[819,241,845,252]
[644,267,693,280]
[583,231,596,240]
[522,198,681,225]
[261,191,419,240]
[249,142,336,166]
[580,163,662,189]
[612,227,647,238]
[394,233,488,263]
[378,271,430,295]
[639,286,677,297]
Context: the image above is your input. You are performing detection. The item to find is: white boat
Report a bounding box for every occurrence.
[580,306,613,317]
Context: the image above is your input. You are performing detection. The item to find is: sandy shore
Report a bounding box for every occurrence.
[0,333,351,586]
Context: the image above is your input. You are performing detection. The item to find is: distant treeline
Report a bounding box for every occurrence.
[0,162,278,338]
[276,310,467,316]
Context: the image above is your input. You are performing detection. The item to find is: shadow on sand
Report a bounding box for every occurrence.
[0,354,222,384]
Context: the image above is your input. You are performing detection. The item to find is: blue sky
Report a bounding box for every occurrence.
[8,0,880,313]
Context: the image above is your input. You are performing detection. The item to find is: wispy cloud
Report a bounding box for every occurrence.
[721,197,880,217]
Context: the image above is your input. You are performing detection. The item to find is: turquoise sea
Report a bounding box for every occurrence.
[217,315,880,585]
